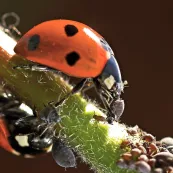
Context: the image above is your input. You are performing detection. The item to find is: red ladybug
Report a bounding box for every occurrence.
[0,95,52,157]
[0,118,14,154]
[14,19,125,123]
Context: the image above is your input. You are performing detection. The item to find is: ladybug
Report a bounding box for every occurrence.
[0,94,76,168]
[0,94,52,157]
[13,19,125,123]
[15,103,76,168]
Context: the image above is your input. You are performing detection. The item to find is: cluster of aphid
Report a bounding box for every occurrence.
[117,125,173,173]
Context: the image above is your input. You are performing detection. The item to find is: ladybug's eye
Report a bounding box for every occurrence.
[65,51,80,66]
[28,34,40,51]
[64,25,78,37]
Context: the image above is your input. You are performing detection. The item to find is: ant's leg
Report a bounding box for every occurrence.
[54,78,89,107]
[81,83,94,96]
[92,78,117,124]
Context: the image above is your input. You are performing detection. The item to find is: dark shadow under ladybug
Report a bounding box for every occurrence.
[13,63,126,124]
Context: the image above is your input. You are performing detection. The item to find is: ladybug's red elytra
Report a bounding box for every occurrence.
[14,19,125,123]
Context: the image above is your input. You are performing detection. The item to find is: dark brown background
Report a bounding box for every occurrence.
[0,0,172,172]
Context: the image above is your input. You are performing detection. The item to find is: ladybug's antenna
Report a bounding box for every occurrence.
[1,12,20,29]
[1,12,21,39]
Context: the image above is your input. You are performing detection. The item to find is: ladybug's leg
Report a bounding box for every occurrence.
[81,82,95,96]
[13,64,62,74]
[92,78,117,124]
[0,100,21,113]
[99,93,115,124]
[0,95,29,121]
[0,96,21,113]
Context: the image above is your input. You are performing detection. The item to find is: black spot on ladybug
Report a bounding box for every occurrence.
[28,34,40,51]
[65,25,78,36]
[65,52,80,66]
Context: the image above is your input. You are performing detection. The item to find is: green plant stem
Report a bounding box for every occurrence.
[0,28,137,173]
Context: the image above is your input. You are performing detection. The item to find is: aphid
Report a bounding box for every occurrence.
[153,152,173,166]
[142,134,155,143]
[161,137,173,146]
[131,148,142,158]
[166,146,173,154]
[137,145,147,155]
[166,166,173,173]
[93,112,106,122]
[127,125,139,136]
[148,158,156,168]
[116,159,128,169]
[148,143,159,156]
[110,98,125,120]
[120,139,132,149]
[128,161,136,170]
[122,152,132,162]
[138,154,149,162]
[153,168,163,173]
[135,161,151,173]
[52,138,76,168]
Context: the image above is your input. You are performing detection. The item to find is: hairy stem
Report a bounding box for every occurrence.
[0,26,137,173]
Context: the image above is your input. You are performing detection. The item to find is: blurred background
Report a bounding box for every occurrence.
[0,0,172,172]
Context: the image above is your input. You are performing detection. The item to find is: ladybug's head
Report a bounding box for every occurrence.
[99,55,124,96]
[98,38,124,97]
